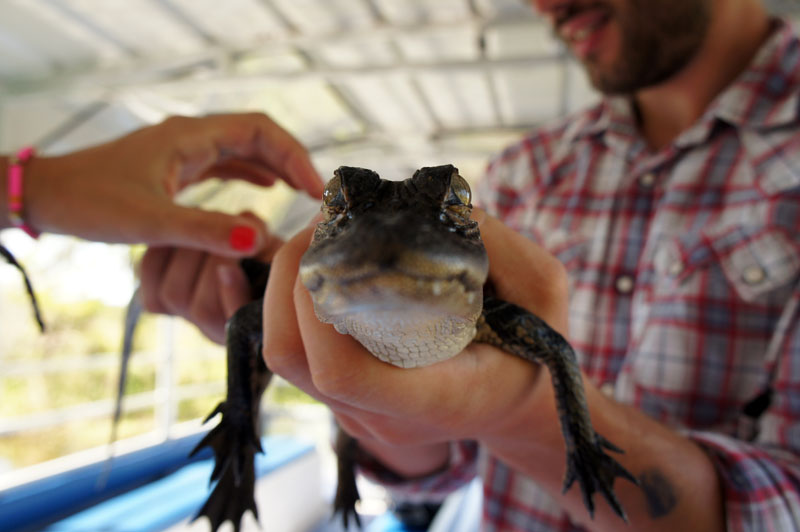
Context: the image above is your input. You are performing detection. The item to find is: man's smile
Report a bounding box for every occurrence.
[557,6,611,58]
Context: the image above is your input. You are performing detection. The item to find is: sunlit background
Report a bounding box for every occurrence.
[1,0,798,530]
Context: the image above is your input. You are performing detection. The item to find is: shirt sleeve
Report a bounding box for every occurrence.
[356,440,479,503]
[687,431,800,532]
[686,289,800,532]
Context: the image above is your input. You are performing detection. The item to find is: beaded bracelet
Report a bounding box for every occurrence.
[7,146,40,239]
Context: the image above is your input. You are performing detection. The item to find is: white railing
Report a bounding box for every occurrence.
[0,318,220,437]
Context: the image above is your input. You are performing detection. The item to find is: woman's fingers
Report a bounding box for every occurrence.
[165,113,324,198]
[139,246,173,314]
[216,264,252,320]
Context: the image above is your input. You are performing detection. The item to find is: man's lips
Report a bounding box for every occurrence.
[557,6,608,41]
[555,6,611,57]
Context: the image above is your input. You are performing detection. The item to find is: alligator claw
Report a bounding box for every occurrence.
[563,432,638,521]
[190,401,262,532]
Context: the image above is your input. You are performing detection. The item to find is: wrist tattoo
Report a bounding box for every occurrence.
[639,468,678,518]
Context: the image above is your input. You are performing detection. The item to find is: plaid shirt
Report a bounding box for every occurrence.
[370,19,800,532]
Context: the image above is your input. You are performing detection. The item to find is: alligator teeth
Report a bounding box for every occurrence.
[432,282,443,296]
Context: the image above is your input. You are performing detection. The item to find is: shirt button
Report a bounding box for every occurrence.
[743,265,766,285]
[639,172,657,188]
[600,382,615,397]
[615,274,635,294]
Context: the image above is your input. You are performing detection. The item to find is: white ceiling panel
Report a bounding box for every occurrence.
[147,80,365,147]
[270,0,376,35]
[310,36,397,68]
[338,73,437,134]
[1,97,144,154]
[394,26,479,64]
[233,48,308,74]
[0,1,101,81]
[54,0,207,56]
[493,63,567,126]
[484,20,560,59]
[473,0,534,19]
[166,0,289,48]
[416,70,498,129]
[8,0,126,67]
[372,0,474,25]
[1,0,797,181]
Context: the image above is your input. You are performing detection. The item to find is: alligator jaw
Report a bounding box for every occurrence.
[299,267,483,368]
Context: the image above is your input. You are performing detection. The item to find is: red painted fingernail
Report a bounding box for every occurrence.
[230,225,256,251]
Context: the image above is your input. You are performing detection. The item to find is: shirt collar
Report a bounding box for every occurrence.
[568,18,800,147]
[711,18,800,130]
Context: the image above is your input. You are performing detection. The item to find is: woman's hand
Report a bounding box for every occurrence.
[9,113,322,257]
[139,214,283,344]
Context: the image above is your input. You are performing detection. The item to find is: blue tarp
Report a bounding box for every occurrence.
[0,434,314,532]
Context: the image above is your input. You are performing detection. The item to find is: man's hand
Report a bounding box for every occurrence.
[261,208,570,465]
[139,213,283,344]
[261,208,725,532]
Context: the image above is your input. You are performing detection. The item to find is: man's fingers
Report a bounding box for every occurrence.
[474,208,570,336]
[292,273,464,421]
[262,226,398,420]
[262,226,318,390]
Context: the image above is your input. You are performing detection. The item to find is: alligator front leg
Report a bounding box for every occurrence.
[476,295,637,521]
[190,298,272,532]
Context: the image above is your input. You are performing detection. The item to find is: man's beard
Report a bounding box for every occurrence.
[580,0,712,94]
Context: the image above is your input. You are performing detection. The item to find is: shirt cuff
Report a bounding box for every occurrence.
[687,430,800,532]
[356,440,479,503]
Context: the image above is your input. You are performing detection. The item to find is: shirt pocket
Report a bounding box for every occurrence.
[628,226,799,428]
[653,226,799,304]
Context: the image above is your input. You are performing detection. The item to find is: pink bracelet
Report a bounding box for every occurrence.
[7,146,40,239]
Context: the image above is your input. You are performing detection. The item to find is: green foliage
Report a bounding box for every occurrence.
[0,410,155,469]
[267,381,319,405]
[0,291,228,470]
[178,397,220,420]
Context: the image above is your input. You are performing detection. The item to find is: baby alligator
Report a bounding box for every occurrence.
[192,165,637,531]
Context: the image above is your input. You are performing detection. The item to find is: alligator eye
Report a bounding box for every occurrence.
[323,174,344,206]
[447,173,472,207]
[322,174,346,218]
[442,173,473,223]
